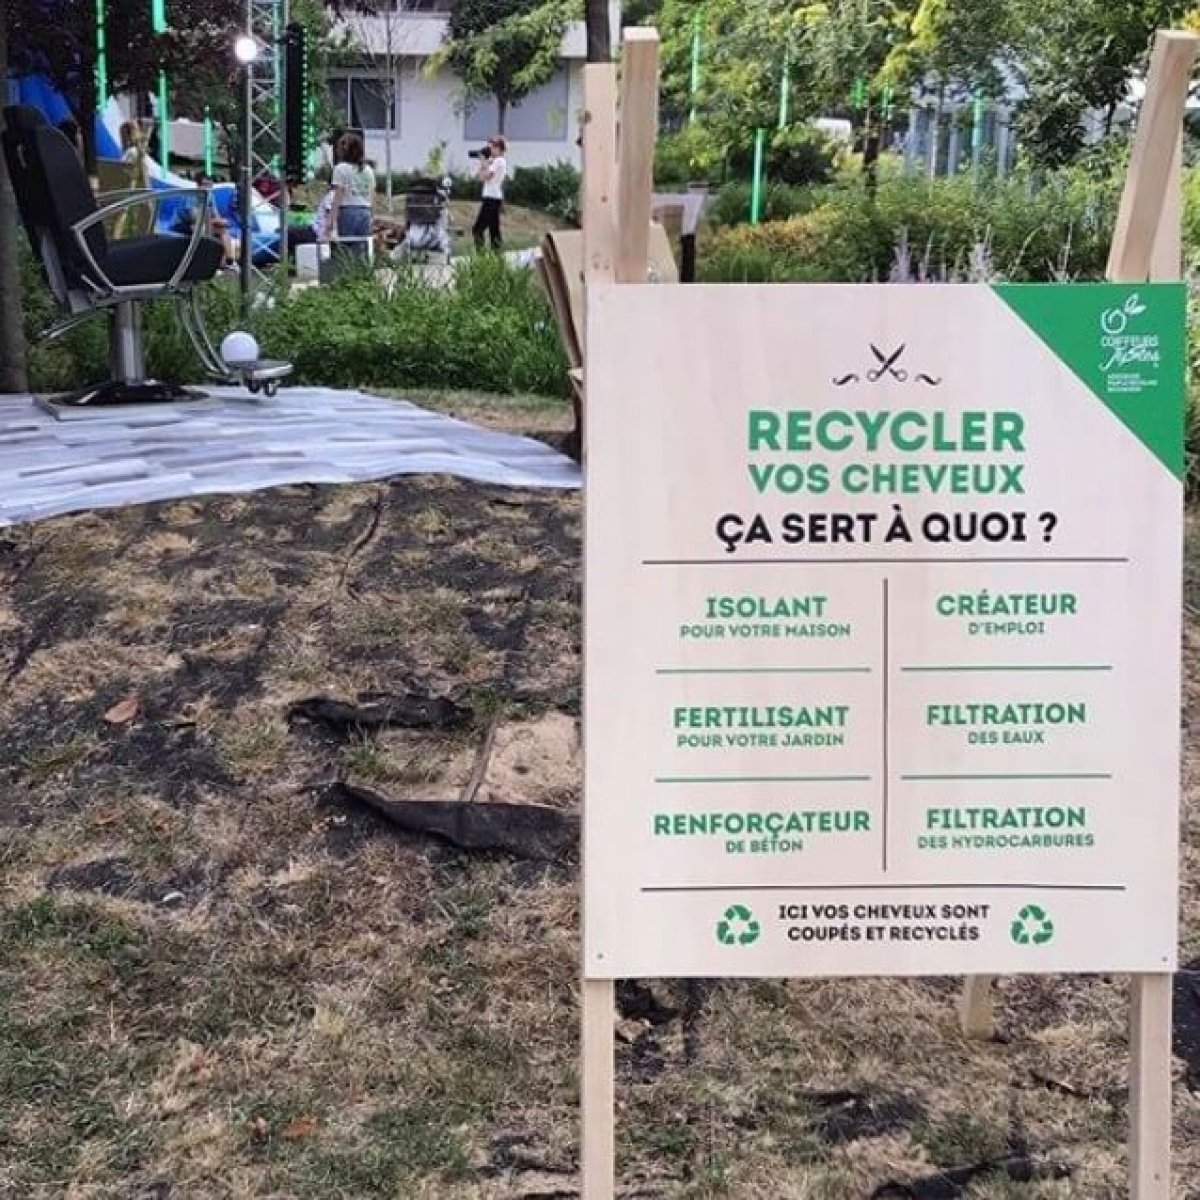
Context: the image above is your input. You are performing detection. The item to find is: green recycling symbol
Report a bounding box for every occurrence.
[716,904,761,947]
[1010,903,1055,946]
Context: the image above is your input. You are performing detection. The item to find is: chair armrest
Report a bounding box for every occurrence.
[72,189,214,294]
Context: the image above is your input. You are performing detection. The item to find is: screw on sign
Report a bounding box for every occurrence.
[1011,903,1055,946]
[716,905,761,947]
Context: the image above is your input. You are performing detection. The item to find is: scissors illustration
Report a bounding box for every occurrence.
[868,343,908,382]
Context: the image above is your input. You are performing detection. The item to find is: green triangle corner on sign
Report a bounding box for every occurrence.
[992,283,1188,480]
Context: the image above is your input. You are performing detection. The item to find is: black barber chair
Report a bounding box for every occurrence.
[2,105,290,412]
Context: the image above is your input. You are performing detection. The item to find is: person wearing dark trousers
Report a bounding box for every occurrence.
[472,134,507,251]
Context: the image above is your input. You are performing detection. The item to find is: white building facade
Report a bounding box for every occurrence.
[328,1,620,177]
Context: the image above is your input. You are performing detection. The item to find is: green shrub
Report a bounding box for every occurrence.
[726,125,839,188]
[655,125,725,188]
[251,255,568,397]
[706,181,822,228]
[505,161,580,224]
[23,247,568,399]
[700,201,889,283]
[378,163,580,223]
[700,171,1118,284]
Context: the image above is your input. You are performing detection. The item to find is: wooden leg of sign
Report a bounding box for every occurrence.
[582,64,618,295]
[959,975,996,1040]
[1149,130,1184,281]
[1120,33,1194,1200]
[581,978,616,1200]
[1108,31,1200,281]
[579,51,629,1200]
[1130,973,1174,1199]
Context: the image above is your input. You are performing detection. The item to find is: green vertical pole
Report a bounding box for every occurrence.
[778,52,791,130]
[151,0,170,167]
[689,13,702,124]
[750,127,767,224]
[95,0,109,108]
[203,106,214,175]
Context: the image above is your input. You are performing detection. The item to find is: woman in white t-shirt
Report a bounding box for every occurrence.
[472,135,507,251]
[328,133,376,261]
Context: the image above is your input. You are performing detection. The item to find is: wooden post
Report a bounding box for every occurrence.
[1108,31,1198,282]
[581,975,616,1200]
[581,31,657,1195]
[1149,131,1184,281]
[958,976,995,1041]
[582,64,618,296]
[615,29,660,284]
[580,59,617,1190]
[1131,974,1175,1198]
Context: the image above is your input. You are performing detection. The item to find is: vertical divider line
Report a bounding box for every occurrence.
[883,577,890,872]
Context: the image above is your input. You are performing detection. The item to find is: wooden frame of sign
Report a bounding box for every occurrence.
[579,27,1196,1200]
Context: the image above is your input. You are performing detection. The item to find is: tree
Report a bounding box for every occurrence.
[585,0,610,61]
[0,11,29,393]
[1011,0,1193,166]
[436,0,580,134]
[806,0,912,113]
[8,0,248,169]
[881,0,1016,98]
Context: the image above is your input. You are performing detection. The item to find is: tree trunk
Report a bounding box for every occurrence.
[497,99,508,135]
[0,11,30,393]
[585,0,611,62]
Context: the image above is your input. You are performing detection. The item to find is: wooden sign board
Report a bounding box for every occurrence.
[583,282,1185,981]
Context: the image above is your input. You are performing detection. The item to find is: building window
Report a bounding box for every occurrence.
[464,68,569,142]
[327,75,398,133]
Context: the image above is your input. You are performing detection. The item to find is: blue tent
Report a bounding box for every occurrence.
[6,73,122,160]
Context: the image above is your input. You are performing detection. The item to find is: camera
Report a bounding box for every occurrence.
[467,145,492,160]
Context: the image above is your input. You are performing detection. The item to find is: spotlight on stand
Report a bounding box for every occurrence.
[234,34,259,65]
[233,32,259,314]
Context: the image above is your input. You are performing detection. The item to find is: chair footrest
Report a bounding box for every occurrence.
[213,359,293,397]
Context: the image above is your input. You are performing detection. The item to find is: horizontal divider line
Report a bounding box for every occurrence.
[900,665,1112,673]
[656,667,872,675]
[641,882,1128,894]
[655,775,872,784]
[900,773,1112,781]
[643,557,1131,566]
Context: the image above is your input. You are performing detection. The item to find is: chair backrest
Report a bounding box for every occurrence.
[2,105,107,298]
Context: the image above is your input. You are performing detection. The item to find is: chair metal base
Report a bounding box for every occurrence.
[35,379,211,421]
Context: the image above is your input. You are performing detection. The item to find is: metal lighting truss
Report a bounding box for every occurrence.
[244,0,289,289]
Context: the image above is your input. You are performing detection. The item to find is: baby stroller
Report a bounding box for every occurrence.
[391,175,453,263]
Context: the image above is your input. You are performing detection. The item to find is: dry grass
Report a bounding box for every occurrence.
[0,397,1198,1198]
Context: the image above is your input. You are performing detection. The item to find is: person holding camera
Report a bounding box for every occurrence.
[472,135,507,251]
